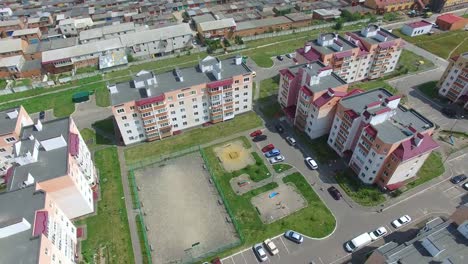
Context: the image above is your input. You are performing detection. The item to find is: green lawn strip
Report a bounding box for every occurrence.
[124,112,262,164]
[350,80,397,94]
[13,79,32,87]
[202,144,335,258]
[240,136,253,149]
[273,163,292,173]
[259,75,280,99]
[258,99,283,119]
[295,134,339,164]
[450,37,468,58]
[136,215,151,264]
[230,152,271,182]
[76,65,98,74]
[0,79,6,89]
[336,169,386,206]
[417,81,439,99]
[397,49,434,73]
[95,85,111,107]
[80,127,112,150]
[75,147,135,264]
[405,152,445,191]
[0,75,102,103]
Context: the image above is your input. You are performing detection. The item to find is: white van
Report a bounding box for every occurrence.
[345,233,372,252]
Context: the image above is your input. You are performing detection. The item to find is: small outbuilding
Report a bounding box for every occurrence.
[401,20,433,37]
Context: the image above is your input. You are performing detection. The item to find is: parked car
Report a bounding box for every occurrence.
[286,53,293,59]
[286,136,297,146]
[253,244,268,262]
[262,144,275,153]
[39,111,45,120]
[463,182,468,191]
[211,257,221,264]
[275,124,284,133]
[250,130,262,137]
[369,227,387,241]
[345,233,372,252]
[276,55,283,61]
[450,174,467,184]
[269,155,285,164]
[392,215,412,228]
[253,135,267,142]
[263,238,279,255]
[441,107,457,118]
[305,157,318,170]
[327,186,342,200]
[265,149,281,158]
[284,230,304,244]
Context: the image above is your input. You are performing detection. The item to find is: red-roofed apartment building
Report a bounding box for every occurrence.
[438,52,468,109]
[277,61,351,139]
[295,25,404,83]
[435,13,468,31]
[327,88,438,190]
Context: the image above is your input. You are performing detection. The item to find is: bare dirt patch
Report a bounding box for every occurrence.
[213,140,254,172]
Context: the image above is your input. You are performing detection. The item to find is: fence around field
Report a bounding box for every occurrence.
[126,146,200,170]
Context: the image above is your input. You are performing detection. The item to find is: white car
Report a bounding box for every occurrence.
[369,227,387,240]
[305,157,318,169]
[392,215,412,228]
[269,155,285,164]
[263,238,279,255]
[286,136,297,146]
[253,243,268,262]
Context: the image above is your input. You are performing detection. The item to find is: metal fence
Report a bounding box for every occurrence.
[126,146,200,171]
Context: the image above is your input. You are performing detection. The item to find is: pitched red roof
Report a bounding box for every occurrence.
[206,78,233,89]
[135,94,165,106]
[334,50,353,59]
[378,41,396,49]
[364,125,377,138]
[297,46,321,61]
[69,133,79,157]
[437,13,464,24]
[386,181,405,191]
[33,211,48,237]
[393,134,439,161]
[385,95,401,102]
[345,109,359,120]
[344,88,364,97]
[405,20,432,29]
[301,85,313,97]
[375,107,391,115]
[279,69,295,80]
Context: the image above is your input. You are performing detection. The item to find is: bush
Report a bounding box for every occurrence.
[234,36,244,45]
[334,20,343,30]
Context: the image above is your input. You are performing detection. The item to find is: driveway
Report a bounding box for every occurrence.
[72,94,113,129]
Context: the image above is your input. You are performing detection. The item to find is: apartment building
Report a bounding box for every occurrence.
[296,25,403,83]
[430,0,468,13]
[109,56,254,145]
[0,106,33,176]
[1,112,96,219]
[328,88,438,190]
[0,186,78,264]
[437,52,468,109]
[277,62,352,139]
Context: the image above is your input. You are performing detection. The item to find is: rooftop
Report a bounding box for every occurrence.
[12,28,41,37]
[0,55,23,68]
[110,56,251,105]
[351,25,400,45]
[0,38,24,53]
[0,107,20,135]
[405,20,432,29]
[0,19,22,27]
[308,34,357,55]
[236,16,292,31]
[437,13,465,24]
[199,18,236,31]
[8,118,71,191]
[26,37,77,54]
[285,62,347,93]
[192,13,215,25]
[0,186,45,264]
[119,23,192,47]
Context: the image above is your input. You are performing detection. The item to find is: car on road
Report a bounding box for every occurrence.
[39,111,45,120]
[253,243,268,262]
[269,155,285,164]
[253,135,267,142]
[392,215,412,229]
[369,227,387,241]
[327,186,342,200]
[450,174,467,184]
[284,230,304,244]
[262,144,275,153]
[286,136,297,146]
[275,124,284,133]
[441,107,457,118]
[305,157,318,170]
[250,130,262,137]
[345,232,372,252]
[286,53,294,59]
[265,149,281,158]
[276,55,283,61]
[263,238,279,255]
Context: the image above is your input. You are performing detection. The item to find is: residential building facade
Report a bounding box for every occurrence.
[364,0,427,14]
[12,28,42,44]
[110,56,254,145]
[327,88,438,190]
[197,18,236,39]
[437,52,468,109]
[429,0,468,13]
[0,38,28,58]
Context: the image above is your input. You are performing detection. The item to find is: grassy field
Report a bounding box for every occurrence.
[418,81,439,99]
[76,147,134,264]
[80,128,112,150]
[124,112,263,164]
[203,143,335,257]
[229,152,272,182]
[259,75,280,99]
[136,215,151,264]
[95,85,111,107]
[350,79,396,93]
[295,134,339,164]
[394,29,468,59]
[405,152,445,191]
[397,49,434,73]
[0,79,6,89]
[273,163,292,173]
[336,169,386,206]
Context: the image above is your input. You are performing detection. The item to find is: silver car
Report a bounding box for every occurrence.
[253,243,268,262]
[269,155,285,164]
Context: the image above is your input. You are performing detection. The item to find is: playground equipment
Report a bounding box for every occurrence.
[269,192,279,198]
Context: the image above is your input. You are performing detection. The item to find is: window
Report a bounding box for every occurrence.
[243,99,248,102]
[190,91,196,95]
[130,106,135,110]
[192,98,197,102]
[121,116,127,120]
[129,136,135,140]
[172,118,177,121]
[132,113,137,117]
[193,105,198,109]
[174,124,178,128]
[182,115,186,119]
[244,85,248,89]
[194,112,199,115]
[124,123,130,127]
[180,108,185,112]
[243,77,250,82]
[183,122,187,125]
[126,130,132,134]
[169,104,174,107]
[177,93,184,98]
[235,80,239,84]
[170,111,176,114]
[243,105,248,109]
[243,92,248,96]
[179,101,184,105]
[195,118,199,122]
[0,148,5,152]
[235,87,239,91]
[117,108,125,113]
[167,96,173,101]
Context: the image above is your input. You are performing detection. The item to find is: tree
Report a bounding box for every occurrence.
[334,20,343,30]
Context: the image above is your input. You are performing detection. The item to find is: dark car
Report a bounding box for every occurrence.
[441,107,457,118]
[275,124,284,133]
[327,186,342,200]
[253,134,267,142]
[450,174,467,184]
[211,257,221,264]
[39,111,45,120]
[276,55,283,61]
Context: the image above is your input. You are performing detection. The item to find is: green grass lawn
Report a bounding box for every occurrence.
[202,144,335,257]
[259,75,280,99]
[405,152,445,191]
[124,112,263,164]
[273,163,292,173]
[76,65,98,74]
[295,134,339,164]
[80,128,112,150]
[0,79,6,90]
[336,169,386,206]
[230,152,271,182]
[95,85,111,107]
[136,215,151,264]
[13,79,32,87]
[75,147,134,264]
[397,49,434,73]
[394,29,468,59]
[418,81,440,99]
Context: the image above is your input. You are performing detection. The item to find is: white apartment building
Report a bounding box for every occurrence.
[109,56,254,145]
[438,52,468,108]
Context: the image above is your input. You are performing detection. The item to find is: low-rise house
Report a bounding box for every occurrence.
[109,56,254,145]
[59,17,94,36]
[0,19,25,37]
[26,13,54,32]
[312,9,342,20]
[284,13,313,28]
[0,7,13,18]
[435,13,467,31]
[233,16,293,37]
[79,22,139,44]
[0,38,29,58]
[24,37,77,61]
[328,88,438,190]
[401,20,433,37]
[437,52,468,109]
[12,28,42,44]
[197,18,236,39]
[364,0,427,14]
[0,55,42,79]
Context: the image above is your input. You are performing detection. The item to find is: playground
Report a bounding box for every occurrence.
[230,174,255,195]
[133,152,239,264]
[213,140,255,172]
[251,183,307,224]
